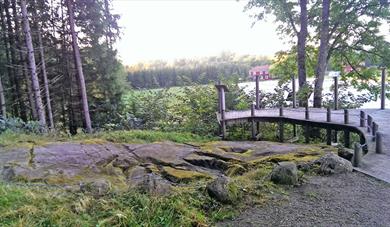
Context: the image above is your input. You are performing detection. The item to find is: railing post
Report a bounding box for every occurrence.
[305,125,310,144]
[279,105,283,117]
[334,76,339,110]
[326,107,331,145]
[367,115,372,133]
[251,104,256,140]
[376,131,383,154]
[380,67,386,110]
[255,76,260,109]
[372,122,378,141]
[279,121,284,143]
[305,105,309,120]
[353,142,362,167]
[360,111,366,127]
[221,110,226,140]
[344,109,349,124]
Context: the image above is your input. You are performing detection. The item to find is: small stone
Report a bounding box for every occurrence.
[127,166,172,195]
[206,176,241,204]
[80,179,111,197]
[1,166,15,181]
[270,162,298,185]
[316,153,353,175]
[338,147,354,162]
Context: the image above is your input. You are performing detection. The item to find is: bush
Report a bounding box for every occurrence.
[0,117,42,134]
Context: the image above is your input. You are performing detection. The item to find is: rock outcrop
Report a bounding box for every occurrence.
[0,140,333,193]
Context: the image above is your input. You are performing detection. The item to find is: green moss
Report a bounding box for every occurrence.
[225,164,247,176]
[162,166,211,183]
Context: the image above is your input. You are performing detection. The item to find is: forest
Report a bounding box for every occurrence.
[0,0,126,134]
[126,53,270,89]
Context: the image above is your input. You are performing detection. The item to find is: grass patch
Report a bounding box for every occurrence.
[0,130,217,149]
[0,183,211,226]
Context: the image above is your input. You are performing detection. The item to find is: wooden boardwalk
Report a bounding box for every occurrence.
[217,108,390,183]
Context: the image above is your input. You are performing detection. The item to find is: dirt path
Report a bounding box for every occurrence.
[218,172,390,227]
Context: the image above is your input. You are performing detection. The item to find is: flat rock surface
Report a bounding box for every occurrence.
[0,141,329,189]
[218,172,390,227]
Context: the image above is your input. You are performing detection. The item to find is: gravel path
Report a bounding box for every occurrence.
[218,172,390,227]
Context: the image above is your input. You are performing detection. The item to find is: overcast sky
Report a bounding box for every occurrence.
[112,0,389,66]
[112,0,290,65]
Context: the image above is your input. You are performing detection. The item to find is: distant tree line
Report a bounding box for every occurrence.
[126,53,271,89]
[0,0,126,133]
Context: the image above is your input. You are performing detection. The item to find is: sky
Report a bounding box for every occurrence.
[112,0,389,66]
[112,0,290,65]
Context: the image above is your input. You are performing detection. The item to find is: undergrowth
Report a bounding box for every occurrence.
[0,130,217,148]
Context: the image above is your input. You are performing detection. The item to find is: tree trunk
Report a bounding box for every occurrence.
[4,0,22,117]
[11,0,28,121]
[0,3,9,117]
[0,75,6,117]
[24,59,38,119]
[37,22,55,129]
[297,0,308,107]
[66,0,92,133]
[20,0,47,129]
[313,0,331,108]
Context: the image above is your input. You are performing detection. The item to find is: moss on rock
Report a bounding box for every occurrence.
[162,166,211,183]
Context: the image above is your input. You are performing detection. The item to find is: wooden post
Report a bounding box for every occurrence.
[305,125,309,144]
[381,67,386,110]
[326,107,331,145]
[367,115,372,133]
[293,124,297,138]
[344,131,350,148]
[279,121,284,143]
[360,111,365,127]
[353,142,362,167]
[376,131,383,154]
[291,75,297,138]
[372,122,378,141]
[344,109,349,124]
[251,104,256,140]
[255,76,260,109]
[221,111,226,140]
[305,105,309,120]
[292,75,296,108]
[334,76,339,110]
[279,105,283,117]
[333,131,338,143]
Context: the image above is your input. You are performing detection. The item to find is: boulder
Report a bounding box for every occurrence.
[80,179,111,197]
[316,153,353,175]
[206,176,241,204]
[127,166,172,195]
[270,162,298,185]
[1,166,15,181]
[338,147,354,162]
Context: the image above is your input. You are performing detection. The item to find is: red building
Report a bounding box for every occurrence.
[249,65,272,80]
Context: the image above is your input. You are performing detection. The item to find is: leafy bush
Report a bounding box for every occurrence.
[0,117,42,134]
